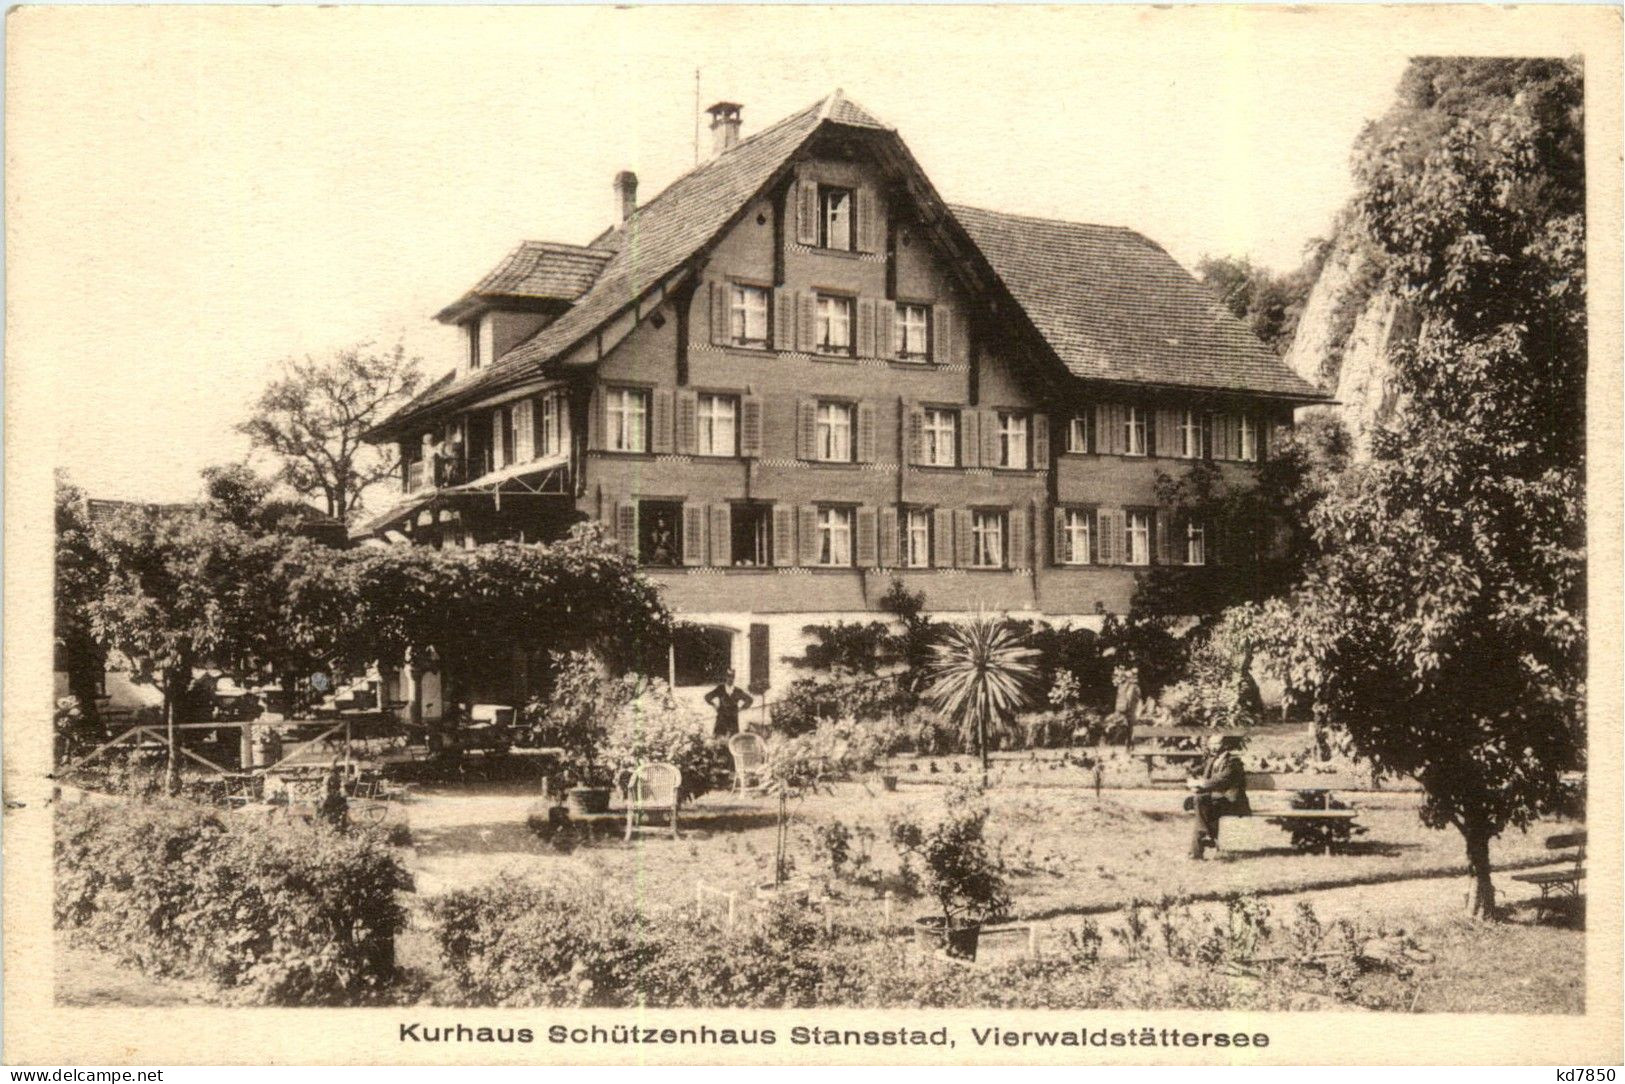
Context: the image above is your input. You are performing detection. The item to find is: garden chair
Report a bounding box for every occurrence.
[624,762,683,840]
[727,733,768,794]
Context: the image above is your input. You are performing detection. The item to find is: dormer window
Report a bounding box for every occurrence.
[819,186,854,251]
[467,320,482,371]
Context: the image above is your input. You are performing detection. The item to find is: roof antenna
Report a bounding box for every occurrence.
[693,69,701,166]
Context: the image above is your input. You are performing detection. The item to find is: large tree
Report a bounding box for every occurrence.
[55,473,109,745]
[239,342,423,523]
[1266,58,1586,917]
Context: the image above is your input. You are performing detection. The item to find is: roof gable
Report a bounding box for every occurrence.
[434,242,612,323]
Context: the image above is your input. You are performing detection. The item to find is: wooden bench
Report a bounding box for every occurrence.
[1130,726,1244,782]
[1207,773,1362,855]
[1511,830,1585,917]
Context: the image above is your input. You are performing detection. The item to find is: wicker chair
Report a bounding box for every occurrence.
[727,733,768,794]
[624,762,683,840]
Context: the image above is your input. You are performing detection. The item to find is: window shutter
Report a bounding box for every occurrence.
[773,505,796,566]
[490,410,504,469]
[710,504,731,567]
[878,303,896,358]
[879,508,898,567]
[710,281,729,346]
[773,288,793,351]
[1230,415,1244,461]
[933,508,955,567]
[1096,509,1120,565]
[854,189,875,253]
[795,180,818,246]
[599,390,612,452]
[1095,404,1114,455]
[557,398,571,456]
[749,623,771,693]
[1053,507,1069,565]
[955,510,974,567]
[1009,506,1029,569]
[1032,413,1050,468]
[674,390,697,454]
[740,395,763,458]
[856,401,877,463]
[982,410,1001,467]
[960,409,979,468]
[1154,409,1177,458]
[532,396,548,456]
[799,506,821,565]
[856,506,878,566]
[1155,509,1173,565]
[513,399,535,462]
[907,406,924,465]
[616,501,639,556]
[857,298,876,358]
[797,292,816,352]
[682,504,706,566]
[797,399,817,460]
[651,390,675,453]
[932,306,952,364]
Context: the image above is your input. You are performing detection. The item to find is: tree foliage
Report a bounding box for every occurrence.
[1196,252,1324,356]
[55,474,109,735]
[239,342,423,522]
[923,614,1038,785]
[1265,58,1586,917]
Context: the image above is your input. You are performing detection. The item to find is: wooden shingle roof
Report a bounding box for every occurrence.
[950,205,1324,399]
[433,242,611,322]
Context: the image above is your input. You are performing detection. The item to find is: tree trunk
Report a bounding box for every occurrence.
[978,714,989,790]
[1463,822,1498,919]
[163,666,182,796]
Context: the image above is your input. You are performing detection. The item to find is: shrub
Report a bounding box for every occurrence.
[55,798,410,1004]
[601,679,728,801]
[889,786,1012,930]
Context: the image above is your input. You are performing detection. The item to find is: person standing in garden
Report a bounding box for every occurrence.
[1186,734,1249,859]
[704,670,753,738]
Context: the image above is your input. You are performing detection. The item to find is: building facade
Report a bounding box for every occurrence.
[362,92,1326,707]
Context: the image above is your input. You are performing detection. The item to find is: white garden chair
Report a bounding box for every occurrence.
[624,762,683,840]
[727,733,768,794]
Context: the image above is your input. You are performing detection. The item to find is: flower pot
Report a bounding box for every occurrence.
[913,916,981,960]
[755,880,811,905]
[880,774,899,792]
[565,785,612,816]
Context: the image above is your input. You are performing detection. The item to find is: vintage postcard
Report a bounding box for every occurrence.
[5,3,1621,1067]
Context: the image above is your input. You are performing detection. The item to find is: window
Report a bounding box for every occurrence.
[729,284,770,347]
[815,294,854,355]
[896,303,930,359]
[1239,414,1257,461]
[1061,509,1092,565]
[1124,406,1147,457]
[904,508,932,568]
[819,186,854,251]
[538,390,566,458]
[501,406,519,467]
[638,500,682,566]
[605,388,648,453]
[1185,521,1206,566]
[468,320,482,370]
[997,412,1029,469]
[817,506,853,566]
[1068,414,1091,454]
[815,401,854,462]
[1126,510,1151,566]
[971,511,1006,568]
[697,393,738,457]
[1178,409,1203,459]
[731,503,773,567]
[672,625,733,687]
[922,408,958,467]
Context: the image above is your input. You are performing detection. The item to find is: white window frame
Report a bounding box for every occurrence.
[971,510,1006,569]
[998,412,1029,469]
[815,401,854,462]
[1125,406,1148,457]
[1239,414,1257,462]
[1068,415,1090,453]
[1126,510,1151,566]
[816,294,854,354]
[820,186,854,251]
[606,388,648,453]
[904,508,932,568]
[538,390,565,458]
[896,303,930,359]
[818,506,853,566]
[729,284,770,347]
[513,399,535,463]
[697,393,738,457]
[1186,521,1206,566]
[1179,409,1203,459]
[922,408,958,467]
[1063,509,1092,566]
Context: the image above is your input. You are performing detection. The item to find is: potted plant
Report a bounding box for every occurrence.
[527,651,635,817]
[892,787,1012,961]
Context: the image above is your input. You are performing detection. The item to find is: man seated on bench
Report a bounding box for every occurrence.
[1185,734,1249,860]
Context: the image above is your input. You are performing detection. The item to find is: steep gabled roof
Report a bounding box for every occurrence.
[950,205,1324,399]
[433,242,612,323]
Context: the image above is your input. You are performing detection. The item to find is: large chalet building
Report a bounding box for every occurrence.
[361,91,1325,708]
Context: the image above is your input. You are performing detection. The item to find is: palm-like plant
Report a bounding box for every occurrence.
[924,613,1038,787]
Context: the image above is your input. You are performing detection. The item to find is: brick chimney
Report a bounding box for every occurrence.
[614,170,638,224]
[706,101,743,157]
